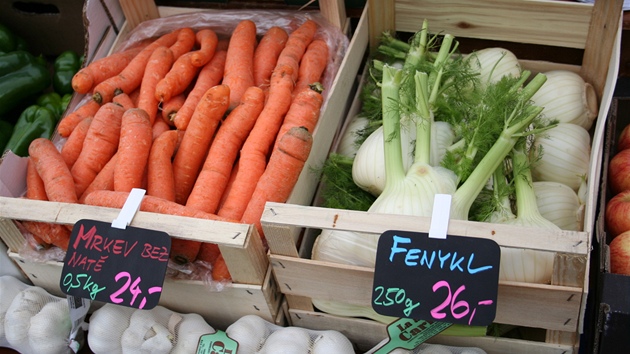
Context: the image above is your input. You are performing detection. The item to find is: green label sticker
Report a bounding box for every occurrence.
[196,331,238,354]
[373,318,452,353]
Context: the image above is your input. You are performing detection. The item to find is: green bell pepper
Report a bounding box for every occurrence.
[36,92,64,122]
[53,50,81,95]
[4,105,56,157]
[0,120,13,152]
[0,23,17,54]
[0,50,39,77]
[0,58,51,118]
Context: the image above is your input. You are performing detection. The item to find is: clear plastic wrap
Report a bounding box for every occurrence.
[365,338,488,354]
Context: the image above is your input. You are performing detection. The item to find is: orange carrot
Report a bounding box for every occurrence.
[253,26,289,88]
[112,92,136,111]
[276,19,318,82]
[29,138,78,204]
[211,253,231,281]
[195,242,221,267]
[217,161,239,211]
[79,153,118,203]
[83,190,234,264]
[190,29,218,67]
[241,126,313,238]
[71,103,125,197]
[57,99,100,138]
[172,50,226,131]
[154,52,201,103]
[223,20,257,110]
[137,46,175,124]
[147,130,179,201]
[92,29,181,104]
[72,46,144,95]
[186,86,264,214]
[128,89,141,106]
[172,84,230,205]
[294,38,329,96]
[152,117,171,140]
[275,84,323,145]
[114,108,153,193]
[26,158,48,201]
[21,159,60,249]
[21,220,71,251]
[217,64,295,221]
[61,116,92,169]
[160,93,186,125]
[169,27,196,59]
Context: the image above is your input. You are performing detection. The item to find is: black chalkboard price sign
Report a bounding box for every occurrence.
[372,230,500,326]
[60,219,171,309]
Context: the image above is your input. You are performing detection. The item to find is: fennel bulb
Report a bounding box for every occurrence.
[530,70,598,130]
[467,47,521,87]
[533,181,584,231]
[531,122,591,191]
[335,114,370,158]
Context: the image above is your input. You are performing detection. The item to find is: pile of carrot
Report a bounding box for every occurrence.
[22,18,330,283]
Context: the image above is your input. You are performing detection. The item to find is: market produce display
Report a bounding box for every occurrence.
[14,14,338,285]
[313,19,595,325]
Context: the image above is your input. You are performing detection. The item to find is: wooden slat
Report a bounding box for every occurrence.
[262,202,589,255]
[119,0,160,32]
[270,254,583,331]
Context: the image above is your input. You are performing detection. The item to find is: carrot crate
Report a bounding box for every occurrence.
[0,0,366,330]
[262,0,623,352]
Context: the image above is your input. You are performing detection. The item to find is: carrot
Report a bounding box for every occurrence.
[172,84,230,205]
[172,50,226,131]
[217,161,239,211]
[190,29,218,67]
[137,46,175,124]
[160,93,185,125]
[72,46,144,95]
[147,130,179,201]
[186,86,265,214]
[83,190,235,264]
[21,220,71,251]
[241,126,313,238]
[253,26,289,88]
[61,116,92,169]
[57,99,100,138]
[169,27,196,59]
[195,243,221,267]
[79,153,117,203]
[128,89,141,106]
[112,92,136,111]
[217,64,295,221]
[154,52,201,103]
[114,108,153,193]
[21,159,58,249]
[294,39,329,96]
[275,84,323,145]
[92,29,181,104]
[276,19,318,82]
[28,138,78,204]
[26,158,48,201]
[211,253,232,281]
[71,103,125,197]
[152,117,172,140]
[223,19,257,110]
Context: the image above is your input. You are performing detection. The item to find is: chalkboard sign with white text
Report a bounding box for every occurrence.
[372,230,500,326]
[60,219,170,309]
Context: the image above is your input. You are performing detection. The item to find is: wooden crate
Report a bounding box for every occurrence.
[0,0,367,330]
[262,0,623,353]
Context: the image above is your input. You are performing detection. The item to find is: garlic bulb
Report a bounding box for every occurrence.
[28,299,72,353]
[225,314,272,352]
[4,286,51,352]
[257,326,313,354]
[120,306,174,354]
[0,276,29,345]
[532,122,591,191]
[311,330,355,354]
[466,47,521,87]
[171,313,215,354]
[87,304,135,353]
[530,70,598,130]
[533,181,584,231]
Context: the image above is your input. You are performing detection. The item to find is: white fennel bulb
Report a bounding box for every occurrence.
[533,181,584,231]
[532,122,591,191]
[467,47,521,87]
[530,70,598,130]
[336,114,370,158]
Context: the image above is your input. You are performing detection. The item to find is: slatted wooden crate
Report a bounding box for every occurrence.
[262,0,623,352]
[0,0,366,330]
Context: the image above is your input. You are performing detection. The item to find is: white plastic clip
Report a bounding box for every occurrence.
[111,188,146,229]
[428,194,452,239]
